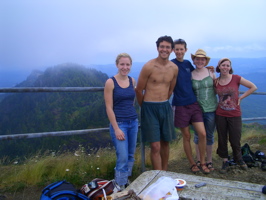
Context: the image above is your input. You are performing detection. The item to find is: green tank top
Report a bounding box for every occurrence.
[192,75,217,112]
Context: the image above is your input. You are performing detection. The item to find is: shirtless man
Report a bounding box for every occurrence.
[135,36,178,170]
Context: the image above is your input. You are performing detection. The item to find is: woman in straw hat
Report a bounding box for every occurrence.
[191,49,217,172]
[215,58,257,174]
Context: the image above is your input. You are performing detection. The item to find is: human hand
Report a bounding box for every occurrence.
[206,66,214,73]
[115,129,125,140]
[238,98,241,105]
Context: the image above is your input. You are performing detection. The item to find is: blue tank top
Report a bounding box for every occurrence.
[112,76,138,121]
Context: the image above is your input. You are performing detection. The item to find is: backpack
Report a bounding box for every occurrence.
[81,178,120,200]
[40,180,90,200]
[241,143,257,168]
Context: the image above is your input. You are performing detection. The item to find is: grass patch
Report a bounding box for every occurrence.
[0,146,145,192]
[258,138,266,145]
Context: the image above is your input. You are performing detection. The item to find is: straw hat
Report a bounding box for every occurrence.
[191,49,210,66]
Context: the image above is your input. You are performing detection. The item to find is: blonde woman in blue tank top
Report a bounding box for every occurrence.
[191,49,217,171]
[104,53,138,190]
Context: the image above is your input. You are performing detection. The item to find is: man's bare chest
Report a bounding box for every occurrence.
[149,69,173,84]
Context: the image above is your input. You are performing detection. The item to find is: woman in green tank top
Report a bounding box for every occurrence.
[191,49,217,171]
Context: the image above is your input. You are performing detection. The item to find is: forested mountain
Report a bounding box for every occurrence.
[0,64,113,160]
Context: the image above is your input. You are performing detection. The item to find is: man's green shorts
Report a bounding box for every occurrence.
[141,101,176,143]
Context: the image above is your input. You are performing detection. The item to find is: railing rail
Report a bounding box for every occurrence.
[242,117,266,121]
[0,128,109,141]
[1,87,265,95]
[0,87,104,93]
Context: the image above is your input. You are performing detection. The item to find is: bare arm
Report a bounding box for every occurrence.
[168,66,178,99]
[135,64,150,106]
[132,77,136,88]
[104,78,125,140]
[238,77,257,105]
[132,77,137,105]
[209,69,216,80]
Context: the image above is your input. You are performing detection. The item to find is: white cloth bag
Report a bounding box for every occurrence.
[140,176,179,200]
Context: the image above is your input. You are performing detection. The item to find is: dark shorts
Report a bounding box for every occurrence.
[141,101,176,143]
[174,102,203,128]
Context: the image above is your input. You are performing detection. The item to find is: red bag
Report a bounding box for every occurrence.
[81,178,118,200]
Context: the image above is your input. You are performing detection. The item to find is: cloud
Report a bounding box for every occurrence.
[0,0,265,71]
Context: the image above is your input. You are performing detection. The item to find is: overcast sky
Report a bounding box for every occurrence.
[0,0,266,72]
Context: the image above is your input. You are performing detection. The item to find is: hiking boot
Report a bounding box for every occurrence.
[119,185,126,191]
[125,179,131,187]
[220,161,229,174]
[113,181,124,192]
[228,158,237,166]
[238,159,248,170]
